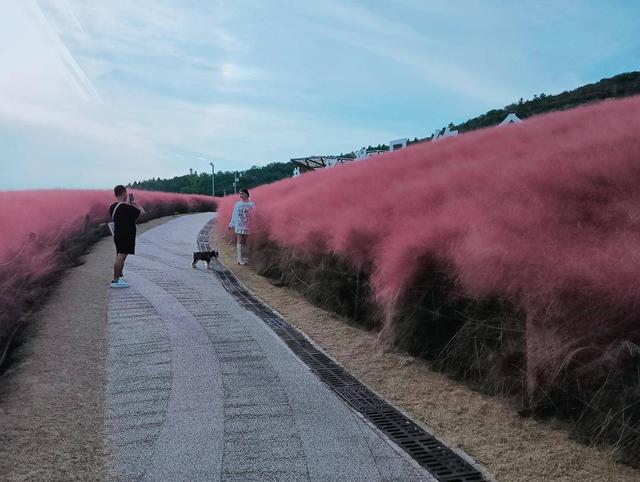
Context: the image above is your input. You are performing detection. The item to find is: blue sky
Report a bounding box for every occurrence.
[0,0,638,189]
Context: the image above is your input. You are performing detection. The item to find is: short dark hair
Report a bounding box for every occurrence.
[240,189,249,197]
[114,185,127,197]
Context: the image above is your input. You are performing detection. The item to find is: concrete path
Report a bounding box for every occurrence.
[106,213,434,481]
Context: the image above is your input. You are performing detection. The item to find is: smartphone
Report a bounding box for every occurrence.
[128,193,135,202]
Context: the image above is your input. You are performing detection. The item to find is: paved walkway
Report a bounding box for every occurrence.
[106,213,433,481]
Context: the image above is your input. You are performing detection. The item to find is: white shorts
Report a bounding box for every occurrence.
[236,228,249,235]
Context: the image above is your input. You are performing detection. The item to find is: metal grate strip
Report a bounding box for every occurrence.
[199,219,487,482]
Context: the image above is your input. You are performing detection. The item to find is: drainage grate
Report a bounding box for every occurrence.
[199,219,487,482]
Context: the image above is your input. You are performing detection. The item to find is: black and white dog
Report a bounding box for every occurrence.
[192,250,219,269]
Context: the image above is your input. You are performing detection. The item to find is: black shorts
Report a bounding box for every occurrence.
[114,234,136,255]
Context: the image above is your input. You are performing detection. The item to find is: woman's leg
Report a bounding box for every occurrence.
[236,234,244,264]
[239,234,249,262]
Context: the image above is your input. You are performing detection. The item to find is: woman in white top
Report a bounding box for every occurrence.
[227,189,255,265]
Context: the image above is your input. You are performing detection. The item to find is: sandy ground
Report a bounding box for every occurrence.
[212,230,640,482]
[0,217,170,481]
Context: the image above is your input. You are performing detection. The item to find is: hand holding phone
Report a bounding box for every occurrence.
[128,193,135,202]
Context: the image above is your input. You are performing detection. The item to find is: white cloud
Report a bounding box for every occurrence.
[0,1,98,104]
[0,1,153,155]
[0,0,389,186]
[54,0,243,57]
[1,0,637,189]
[0,97,152,152]
[300,0,519,104]
[218,62,267,82]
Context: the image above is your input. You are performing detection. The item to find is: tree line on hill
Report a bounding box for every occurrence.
[129,162,295,197]
[130,71,640,195]
[452,70,640,133]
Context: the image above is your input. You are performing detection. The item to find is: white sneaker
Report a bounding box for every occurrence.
[111,279,129,288]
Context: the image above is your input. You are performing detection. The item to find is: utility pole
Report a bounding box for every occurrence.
[209,162,215,197]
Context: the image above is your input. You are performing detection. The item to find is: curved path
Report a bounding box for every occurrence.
[106,213,433,481]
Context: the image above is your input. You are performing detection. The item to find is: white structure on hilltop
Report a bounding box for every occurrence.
[291,113,529,177]
[389,138,408,151]
[324,157,341,167]
[500,113,522,125]
[355,148,367,160]
[355,147,387,160]
[432,125,458,142]
[290,155,353,174]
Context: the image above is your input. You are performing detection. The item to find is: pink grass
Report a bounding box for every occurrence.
[0,189,216,342]
[217,95,640,390]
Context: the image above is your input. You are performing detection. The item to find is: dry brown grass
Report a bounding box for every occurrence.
[0,217,171,481]
[212,230,640,482]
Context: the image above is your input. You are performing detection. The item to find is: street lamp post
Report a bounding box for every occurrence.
[209,162,215,197]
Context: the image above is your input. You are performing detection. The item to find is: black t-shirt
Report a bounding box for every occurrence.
[109,202,141,236]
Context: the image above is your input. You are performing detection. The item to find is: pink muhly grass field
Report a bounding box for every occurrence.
[218,95,640,392]
[0,189,216,345]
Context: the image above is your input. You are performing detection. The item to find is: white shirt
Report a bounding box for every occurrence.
[228,200,255,231]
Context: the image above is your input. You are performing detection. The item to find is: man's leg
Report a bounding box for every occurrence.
[113,253,128,280]
[113,255,119,281]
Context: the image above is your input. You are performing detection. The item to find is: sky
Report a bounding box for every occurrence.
[0,0,638,190]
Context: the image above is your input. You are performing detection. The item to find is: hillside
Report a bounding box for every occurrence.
[452,71,640,133]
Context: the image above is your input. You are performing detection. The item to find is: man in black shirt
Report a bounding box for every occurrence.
[109,185,145,288]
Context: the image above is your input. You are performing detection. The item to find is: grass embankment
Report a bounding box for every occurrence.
[216,95,640,466]
[213,230,639,482]
[0,190,216,367]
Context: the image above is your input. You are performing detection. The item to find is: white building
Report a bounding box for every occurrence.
[500,113,522,125]
[389,138,408,151]
[324,157,348,168]
[432,125,458,142]
[355,147,387,160]
[290,155,353,173]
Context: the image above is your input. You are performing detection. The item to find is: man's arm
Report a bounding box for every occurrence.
[130,200,145,216]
